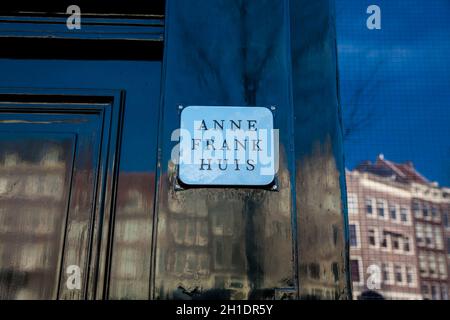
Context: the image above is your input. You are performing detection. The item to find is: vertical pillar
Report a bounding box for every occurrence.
[155,0,350,299]
[290,0,351,299]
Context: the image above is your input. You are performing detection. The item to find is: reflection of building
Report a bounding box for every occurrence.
[347,154,450,300]
[411,185,449,300]
[442,188,450,298]
[296,141,349,300]
[0,143,70,299]
[107,172,155,299]
[154,154,294,300]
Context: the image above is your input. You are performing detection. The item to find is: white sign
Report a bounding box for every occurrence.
[177,106,277,186]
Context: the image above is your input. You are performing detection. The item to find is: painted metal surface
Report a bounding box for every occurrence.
[0,91,123,299]
[154,0,350,300]
[0,63,161,299]
[0,0,350,300]
[0,15,164,41]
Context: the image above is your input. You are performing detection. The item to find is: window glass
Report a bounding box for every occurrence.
[376,199,385,217]
[435,227,443,249]
[368,229,377,246]
[444,211,449,228]
[389,205,397,220]
[350,260,360,282]
[403,237,410,252]
[400,207,409,223]
[347,193,359,214]
[365,198,373,215]
[406,266,413,284]
[419,255,427,277]
[412,201,421,218]
[382,263,390,282]
[394,265,403,283]
[381,232,388,249]
[392,235,400,250]
[349,224,358,247]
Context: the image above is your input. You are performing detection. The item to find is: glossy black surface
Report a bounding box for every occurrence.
[0,94,121,299]
[0,0,350,300]
[153,0,350,300]
[0,62,161,299]
[1,1,165,16]
[290,0,351,299]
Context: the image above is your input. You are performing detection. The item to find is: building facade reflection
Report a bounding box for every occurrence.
[0,138,72,299]
[347,155,450,299]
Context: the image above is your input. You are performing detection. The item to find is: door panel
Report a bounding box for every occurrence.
[0,132,76,299]
[0,104,110,299]
[0,59,162,299]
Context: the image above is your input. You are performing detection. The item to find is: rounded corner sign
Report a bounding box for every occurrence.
[176,106,278,186]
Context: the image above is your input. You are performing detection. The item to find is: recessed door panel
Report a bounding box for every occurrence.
[0,133,75,299]
[0,58,162,299]
[0,105,109,299]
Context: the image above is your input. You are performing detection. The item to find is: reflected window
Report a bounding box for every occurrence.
[400,207,409,223]
[425,225,433,247]
[350,259,360,283]
[365,198,373,215]
[434,227,443,249]
[437,255,447,278]
[443,211,449,228]
[423,203,430,218]
[394,265,403,284]
[392,235,400,251]
[403,237,410,252]
[382,263,390,283]
[381,231,388,249]
[431,206,440,220]
[412,200,421,218]
[416,223,424,246]
[428,255,437,277]
[368,228,377,247]
[431,285,440,300]
[406,266,414,285]
[376,199,385,217]
[389,205,397,221]
[441,286,449,300]
[419,254,428,277]
[347,193,359,214]
[422,284,429,295]
[349,224,358,247]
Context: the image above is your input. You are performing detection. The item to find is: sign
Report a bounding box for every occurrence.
[177,106,277,186]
